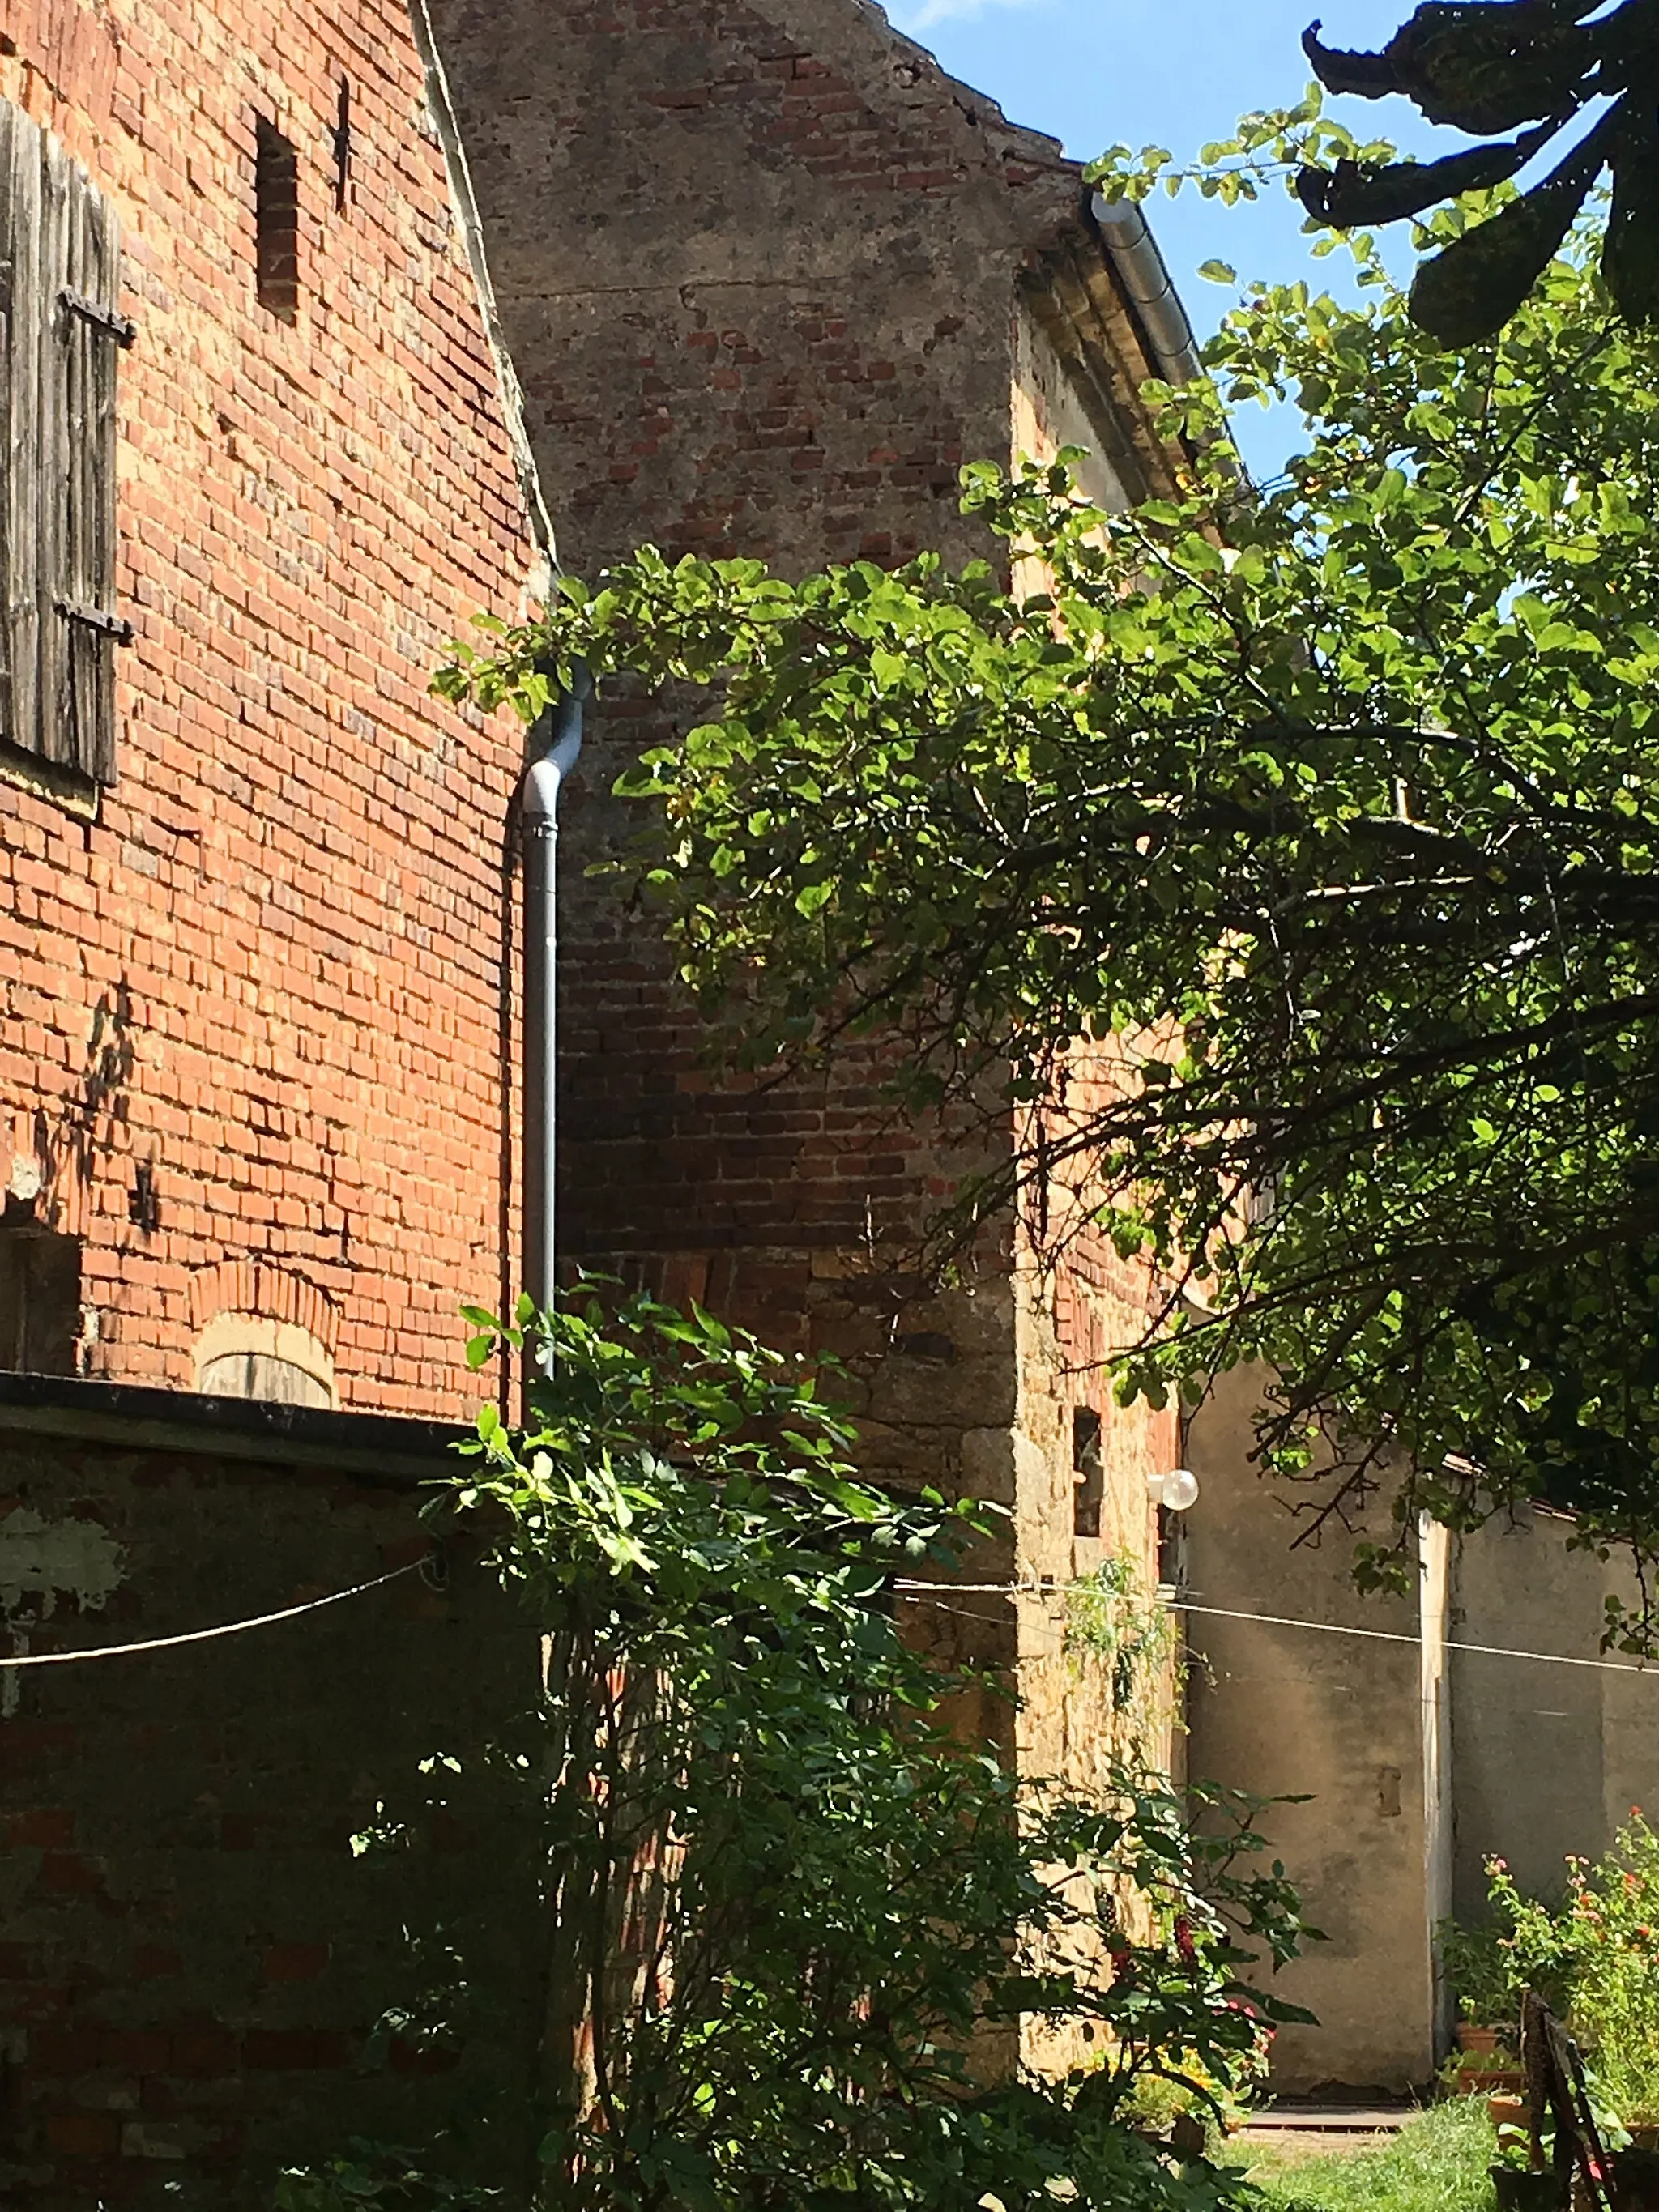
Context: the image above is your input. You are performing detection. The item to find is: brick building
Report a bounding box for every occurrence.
[0,0,1200,2199]
[431,0,1197,1805]
[0,2,544,2203]
[0,0,534,1415]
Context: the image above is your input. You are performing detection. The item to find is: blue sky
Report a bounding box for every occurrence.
[880,1,1449,474]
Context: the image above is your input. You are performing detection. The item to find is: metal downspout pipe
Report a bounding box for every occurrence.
[521,672,588,1351]
[408,1,580,1369]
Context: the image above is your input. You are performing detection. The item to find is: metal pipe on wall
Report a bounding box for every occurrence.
[409,0,578,1383]
[521,675,588,1349]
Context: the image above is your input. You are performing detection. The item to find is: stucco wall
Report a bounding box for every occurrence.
[1012,298,1132,514]
[1452,1507,1659,1920]
[1183,1366,1440,2092]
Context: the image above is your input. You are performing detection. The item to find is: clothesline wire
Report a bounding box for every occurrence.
[5,1562,1648,1682]
[893,1580,1656,1679]
[0,1559,426,1669]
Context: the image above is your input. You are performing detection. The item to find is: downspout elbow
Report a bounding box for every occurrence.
[523,677,588,823]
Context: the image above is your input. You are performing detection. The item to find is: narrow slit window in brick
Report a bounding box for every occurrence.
[255,117,300,320]
[1073,1405,1103,1539]
[334,78,352,214]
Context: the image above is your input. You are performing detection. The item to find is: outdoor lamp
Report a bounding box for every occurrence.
[1145,1467,1201,1512]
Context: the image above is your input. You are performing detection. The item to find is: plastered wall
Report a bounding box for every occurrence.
[1183,1365,1443,2092]
[1452,1507,1659,1919]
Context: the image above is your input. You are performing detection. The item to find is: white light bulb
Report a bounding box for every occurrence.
[1160,1468,1201,1514]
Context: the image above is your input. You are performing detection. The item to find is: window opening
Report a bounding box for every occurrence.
[199,1351,331,1409]
[1157,1504,1189,1592]
[333,77,352,215]
[0,95,127,786]
[193,1313,336,1409]
[255,117,300,320]
[128,1161,160,1234]
[0,1228,83,1375]
[1073,1405,1104,1539]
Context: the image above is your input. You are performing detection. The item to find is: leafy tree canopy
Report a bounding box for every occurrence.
[439,228,1659,1611]
[1302,0,1659,337]
[1093,1,1659,342]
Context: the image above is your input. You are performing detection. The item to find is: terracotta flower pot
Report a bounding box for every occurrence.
[1458,2023,1503,2057]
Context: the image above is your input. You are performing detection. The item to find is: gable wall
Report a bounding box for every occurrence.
[0,0,531,1418]
[430,0,1124,1554]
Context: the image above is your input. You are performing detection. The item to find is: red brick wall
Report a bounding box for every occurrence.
[428,0,1098,1493]
[0,1417,537,2207]
[0,0,531,1416]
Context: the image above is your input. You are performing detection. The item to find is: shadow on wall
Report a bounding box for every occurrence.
[0,1426,542,2205]
[23,981,139,1220]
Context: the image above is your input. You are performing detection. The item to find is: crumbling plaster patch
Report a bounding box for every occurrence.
[0,1503,126,1617]
[0,1502,126,1715]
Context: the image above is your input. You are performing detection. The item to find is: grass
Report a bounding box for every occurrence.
[1226,2099,1497,2212]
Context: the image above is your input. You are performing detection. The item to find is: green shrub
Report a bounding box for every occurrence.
[1447,1815,1659,2125]
[1436,1914,1523,2029]
[1438,1857,1577,2033]
[279,1289,1316,2212]
[1562,1812,1659,2123]
[275,2148,501,2210]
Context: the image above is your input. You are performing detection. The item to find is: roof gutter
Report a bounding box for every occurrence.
[1090,190,1201,388]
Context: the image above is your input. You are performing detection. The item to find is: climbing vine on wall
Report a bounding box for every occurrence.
[1065,1556,1183,1758]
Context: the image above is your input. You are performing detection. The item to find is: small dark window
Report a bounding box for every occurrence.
[1157,1504,1189,1592]
[255,117,300,321]
[333,77,352,215]
[0,1228,82,1375]
[1073,1405,1103,1539]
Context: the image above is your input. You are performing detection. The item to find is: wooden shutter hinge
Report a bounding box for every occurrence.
[58,286,136,348]
[57,599,134,646]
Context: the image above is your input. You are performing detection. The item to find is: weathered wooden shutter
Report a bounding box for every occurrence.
[0,99,128,785]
